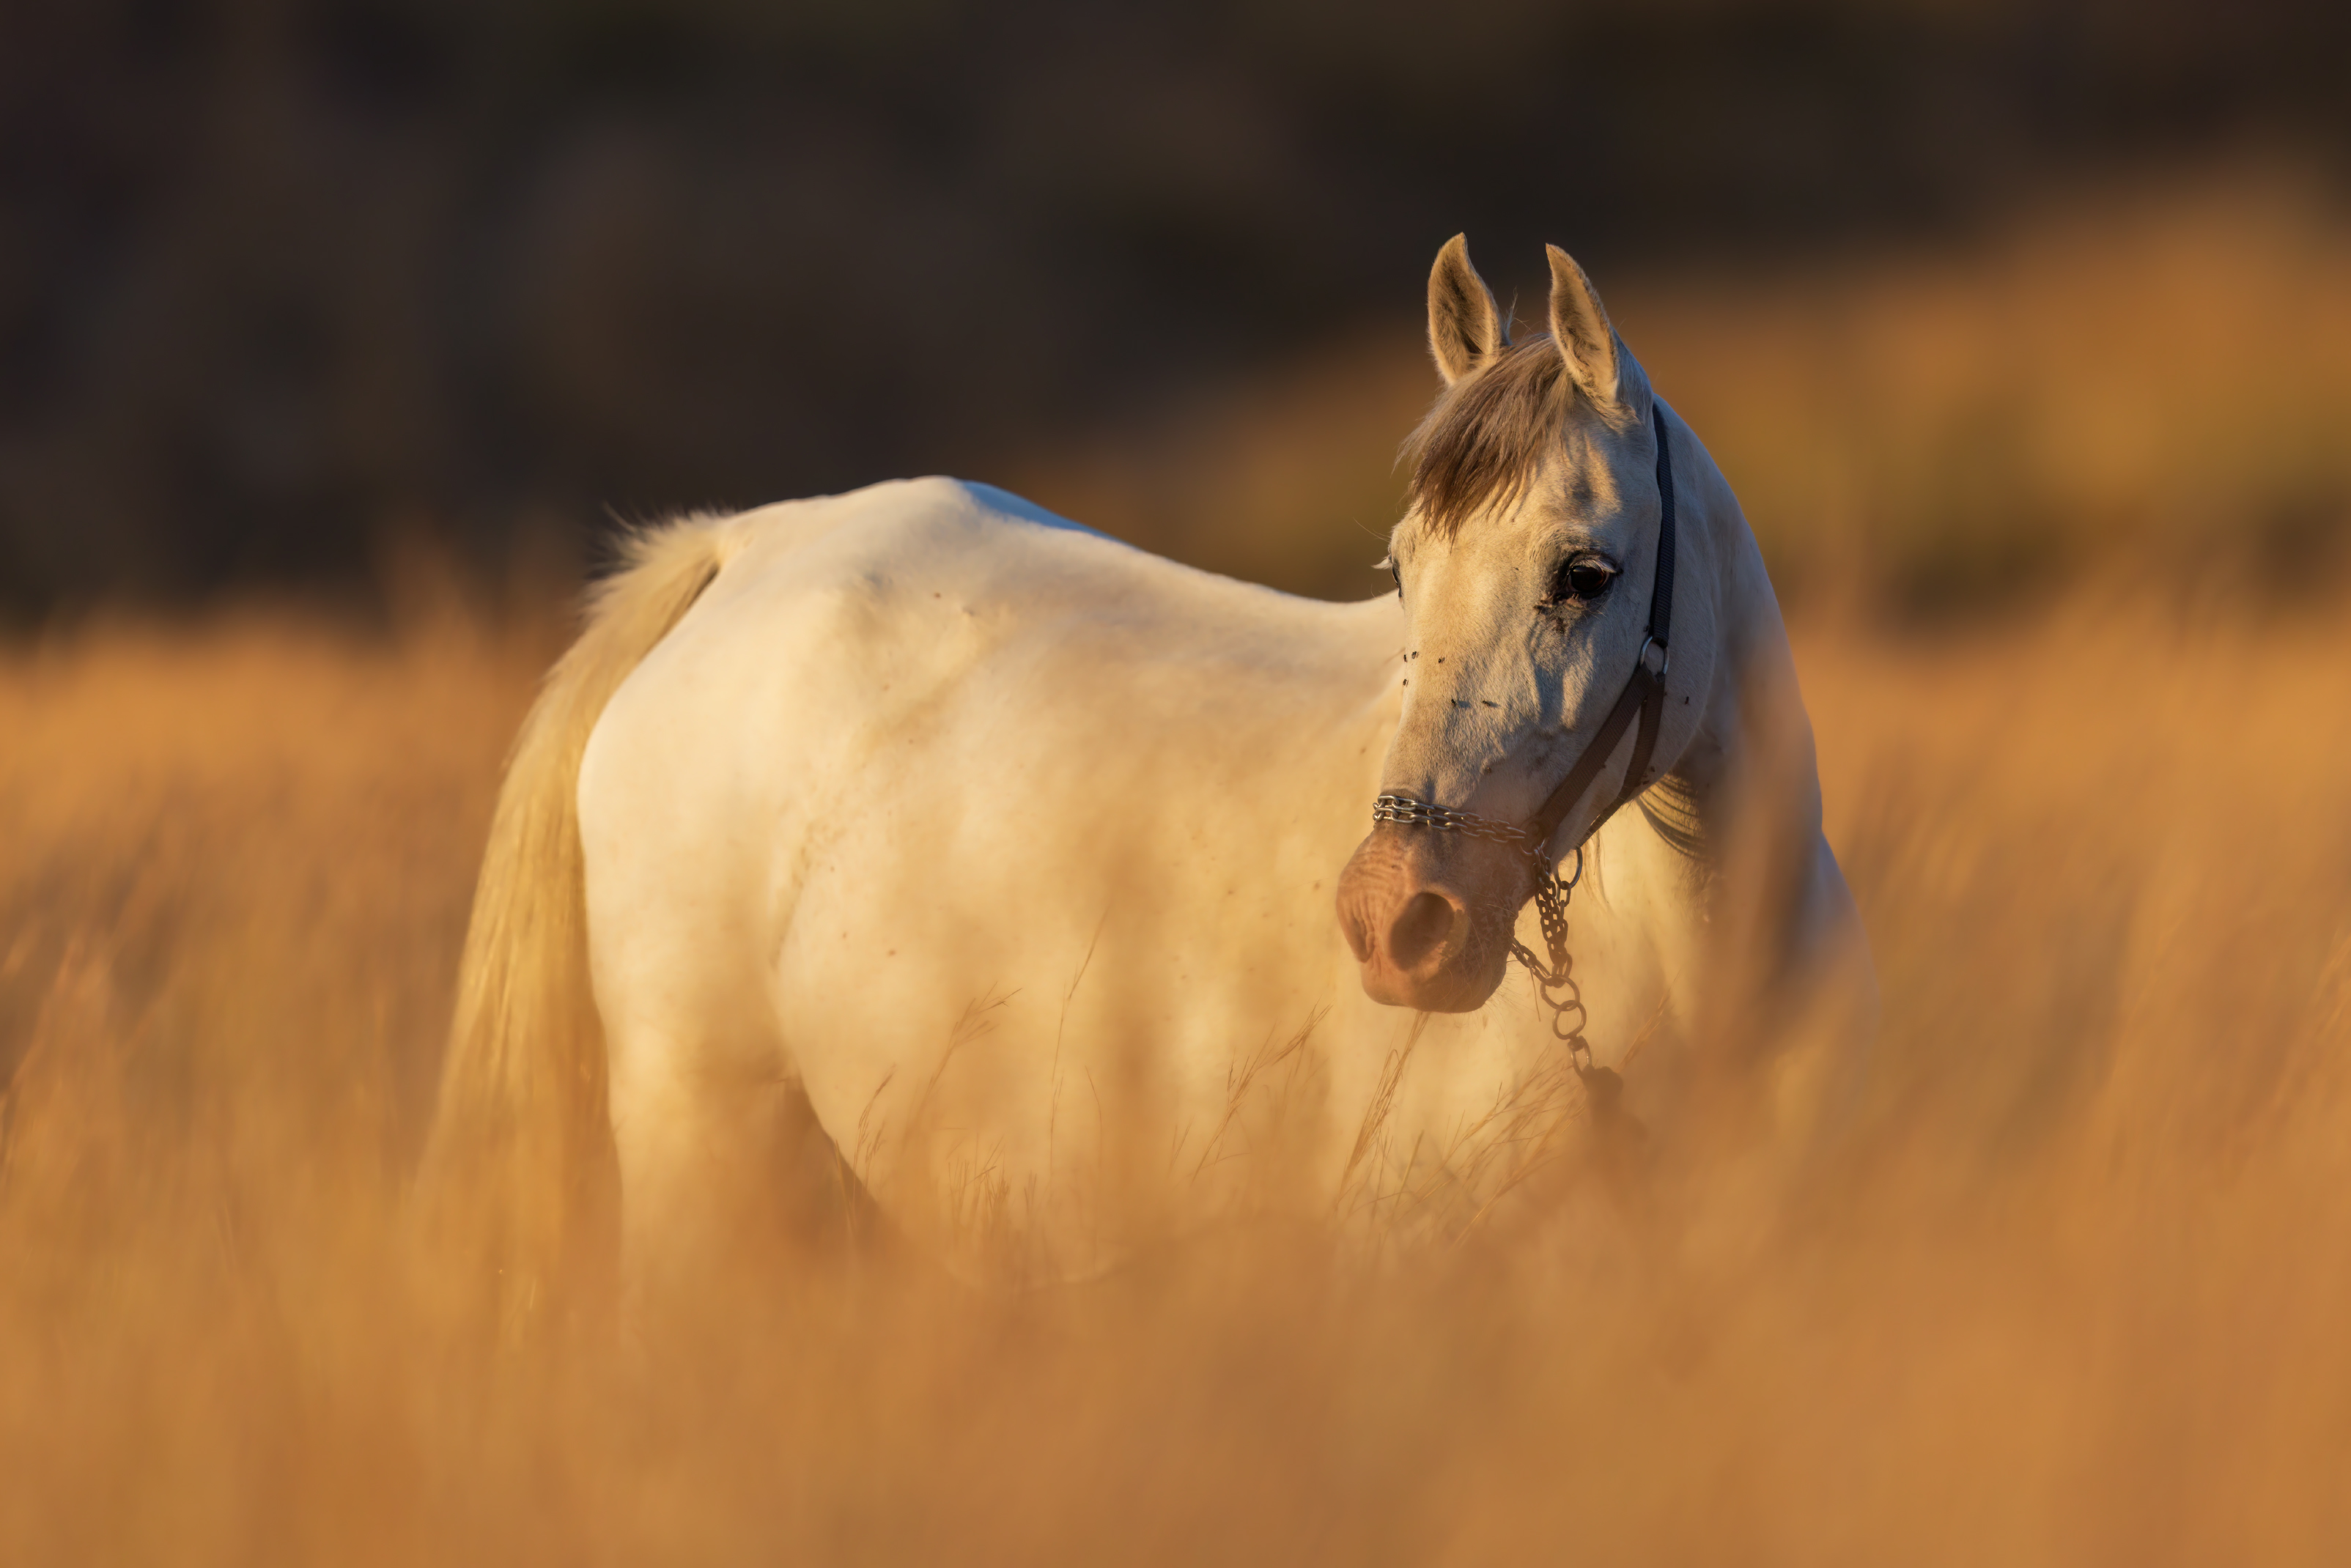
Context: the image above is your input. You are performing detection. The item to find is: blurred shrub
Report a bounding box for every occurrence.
[1014,171,2351,615]
[1636,171,2351,614]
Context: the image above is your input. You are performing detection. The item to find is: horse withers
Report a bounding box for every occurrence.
[421,237,1874,1315]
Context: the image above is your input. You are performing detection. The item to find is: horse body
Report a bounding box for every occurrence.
[578,478,1400,1265]
[426,239,1871,1306]
[574,478,1665,1267]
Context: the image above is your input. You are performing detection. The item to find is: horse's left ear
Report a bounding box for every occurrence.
[1546,245,1621,410]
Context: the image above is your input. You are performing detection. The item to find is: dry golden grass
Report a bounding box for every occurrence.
[4,582,2348,1566]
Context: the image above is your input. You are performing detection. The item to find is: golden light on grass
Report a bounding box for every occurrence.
[4,590,2347,1564]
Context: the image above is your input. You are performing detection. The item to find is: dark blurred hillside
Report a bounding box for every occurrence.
[3,0,2348,613]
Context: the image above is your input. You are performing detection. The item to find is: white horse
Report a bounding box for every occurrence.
[422,237,1872,1306]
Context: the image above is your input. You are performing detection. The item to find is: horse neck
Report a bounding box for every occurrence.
[1659,445,1828,892]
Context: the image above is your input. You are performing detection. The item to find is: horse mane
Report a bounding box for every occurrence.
[1401,333,1573,540]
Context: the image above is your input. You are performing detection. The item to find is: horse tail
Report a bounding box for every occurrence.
[418,513,745,1333]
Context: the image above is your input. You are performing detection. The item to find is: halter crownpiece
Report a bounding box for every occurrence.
[1521,398,1678,857]
[1369,401,1679,1082]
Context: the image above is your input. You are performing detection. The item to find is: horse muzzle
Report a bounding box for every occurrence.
[1335,820,1523,1013]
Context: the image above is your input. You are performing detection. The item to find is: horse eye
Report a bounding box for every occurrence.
[1387,558,1403,599]
[1553,557,1617,604]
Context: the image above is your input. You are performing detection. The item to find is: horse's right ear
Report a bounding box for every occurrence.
[1546,245,1622,410]
[1427,234,1503,385]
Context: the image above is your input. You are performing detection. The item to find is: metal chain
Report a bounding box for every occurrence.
[1370,793,1540,848]
[1507,866,1594,1074]
[1371,794,1601,1079]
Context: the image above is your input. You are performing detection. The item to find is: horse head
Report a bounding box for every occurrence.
[1338,236,1715,1013]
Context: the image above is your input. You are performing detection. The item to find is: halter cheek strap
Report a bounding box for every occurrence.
[1521,399,1678,862]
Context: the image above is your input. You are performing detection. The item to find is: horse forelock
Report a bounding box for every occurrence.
[1404,333,1653,541]
[1403,335,1572,540]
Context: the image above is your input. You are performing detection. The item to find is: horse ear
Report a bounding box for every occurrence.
[1427,234,1503,385]
[1546,245,1621,409]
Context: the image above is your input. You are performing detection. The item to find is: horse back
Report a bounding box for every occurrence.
[575,474,1396,1081]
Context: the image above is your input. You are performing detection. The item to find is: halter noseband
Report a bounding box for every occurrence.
[1371,399,1680,876]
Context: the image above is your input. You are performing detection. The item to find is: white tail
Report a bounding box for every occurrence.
[418,514,742,1331]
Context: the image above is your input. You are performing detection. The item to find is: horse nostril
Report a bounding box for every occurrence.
[1387,890,1462,972]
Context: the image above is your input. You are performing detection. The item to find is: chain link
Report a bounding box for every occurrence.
[1370,794,1539,849]
[1372,794,1600,1078]
[1507,870,1594,1074]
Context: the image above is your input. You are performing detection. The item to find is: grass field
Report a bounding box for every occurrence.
[5,174,2351,1564]
[3,588,2347,1566]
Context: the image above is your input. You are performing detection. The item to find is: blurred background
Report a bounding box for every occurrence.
[6,0,2351,619]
